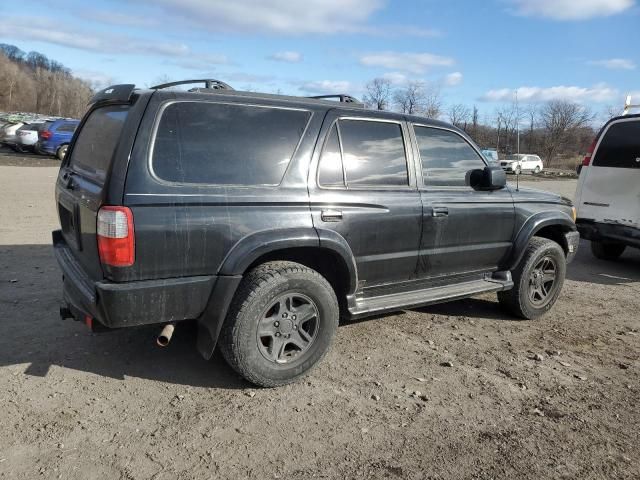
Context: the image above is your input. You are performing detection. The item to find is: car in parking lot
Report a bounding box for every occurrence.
[38,119,79,159]
[575,113,640,260]
[500,154,544,174]
[53,79,579,387]
[17,121,51,152]
[0,121,25,150]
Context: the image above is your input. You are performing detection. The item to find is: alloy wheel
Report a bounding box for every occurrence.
[256,293,319,364]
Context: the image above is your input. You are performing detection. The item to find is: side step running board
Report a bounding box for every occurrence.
[348,275,513,318]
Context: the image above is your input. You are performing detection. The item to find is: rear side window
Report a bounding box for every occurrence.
[69,105,129,182]
[414,126,485,187]
[593,120,640,169]
[57,122,78,133]
[152,102,311,185]
[338,119,408,187]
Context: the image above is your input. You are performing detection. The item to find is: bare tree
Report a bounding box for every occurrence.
[602,104,621,120]
[448,103,471,129]
[471,105,479,138]
[538,100,594,167]
[363,78,392,110]
[0,46,93,118]
[423,89,442,119]
[393,81,425,114]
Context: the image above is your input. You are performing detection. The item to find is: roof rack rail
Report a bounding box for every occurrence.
[150,79,234,91]
[308,94,362,104]
[623,95,640,115]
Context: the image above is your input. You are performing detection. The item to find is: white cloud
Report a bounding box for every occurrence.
[480,84,618,103]
[0,15,228,69]
[380,72,409,85]
[298,80,354,95]
[588,58,636,70]
[140,0,384,35]
[443,72,463,86]
[509,0,634,20]
[268,51,303,63]
[359,52,455,74]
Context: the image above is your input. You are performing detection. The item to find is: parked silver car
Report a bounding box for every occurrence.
[0,122,25,150]
[17,122,51,151]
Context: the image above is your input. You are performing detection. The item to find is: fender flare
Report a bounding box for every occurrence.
[507,211,576,270]
[218,227,358,294]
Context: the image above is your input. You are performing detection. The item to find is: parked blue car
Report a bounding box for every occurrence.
[37,119,79,159]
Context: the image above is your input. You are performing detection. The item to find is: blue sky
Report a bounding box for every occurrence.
[1,0,638,119]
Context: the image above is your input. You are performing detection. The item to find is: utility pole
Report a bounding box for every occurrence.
[515,89,520,156]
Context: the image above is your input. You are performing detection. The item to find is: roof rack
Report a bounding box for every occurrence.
[623,95,640,115]
[150,79,234,91]
[308,94,362,104]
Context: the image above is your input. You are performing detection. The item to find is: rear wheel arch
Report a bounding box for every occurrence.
[244,246,354,311]
[219,228,358,297]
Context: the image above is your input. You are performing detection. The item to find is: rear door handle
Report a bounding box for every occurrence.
[321,209,343,222]
[432,206,449,217]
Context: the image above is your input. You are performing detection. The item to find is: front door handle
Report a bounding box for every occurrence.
[321,209,343,222]
[432,206,449,217]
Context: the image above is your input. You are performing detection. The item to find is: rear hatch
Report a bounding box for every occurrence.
[576,117,640,228]
[56,104,130,281]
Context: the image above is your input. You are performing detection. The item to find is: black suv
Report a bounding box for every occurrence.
[53,80,579,387]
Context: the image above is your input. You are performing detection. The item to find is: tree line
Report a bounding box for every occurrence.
[364,78,602,168]
[0,43,93,119]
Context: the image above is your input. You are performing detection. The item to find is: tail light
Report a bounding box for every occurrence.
[582,139,597,166]
[40,130,52,140]
[97,206,135,267]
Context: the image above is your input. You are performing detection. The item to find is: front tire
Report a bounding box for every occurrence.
[590,241,625,260]
[498,237,566,319]
[534,166,541,174]
[219,261,339,387]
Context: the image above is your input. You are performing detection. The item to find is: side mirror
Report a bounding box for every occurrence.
[467,166,506,191]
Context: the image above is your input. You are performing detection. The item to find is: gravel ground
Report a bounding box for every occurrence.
[0,160,638,480]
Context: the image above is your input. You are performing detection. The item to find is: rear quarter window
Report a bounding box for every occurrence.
[68,105,129,182]
[151,102,311,186]
[56,122,78,133]
[593,120,640,169]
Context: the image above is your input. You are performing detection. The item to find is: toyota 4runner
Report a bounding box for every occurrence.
[53,80,579,387]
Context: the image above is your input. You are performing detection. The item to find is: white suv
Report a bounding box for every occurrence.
[575,114,640,260]
[500,154,543,174]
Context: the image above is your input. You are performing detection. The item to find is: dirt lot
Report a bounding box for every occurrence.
[1,156,638,480]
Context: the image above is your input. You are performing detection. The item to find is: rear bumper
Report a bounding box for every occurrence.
[53,230,216,329]
[577,220,640,248]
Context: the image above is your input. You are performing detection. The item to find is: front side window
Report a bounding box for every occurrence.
[339,119,408,187]
[414,126,485,187]
[593,120,640,169]
[152,102,311,185]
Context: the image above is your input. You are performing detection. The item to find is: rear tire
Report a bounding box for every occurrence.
[56,145,68,160]
[590,241,626,261]
[534,166,541,174]
[219,261,339,387]
[498,237,566,320]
